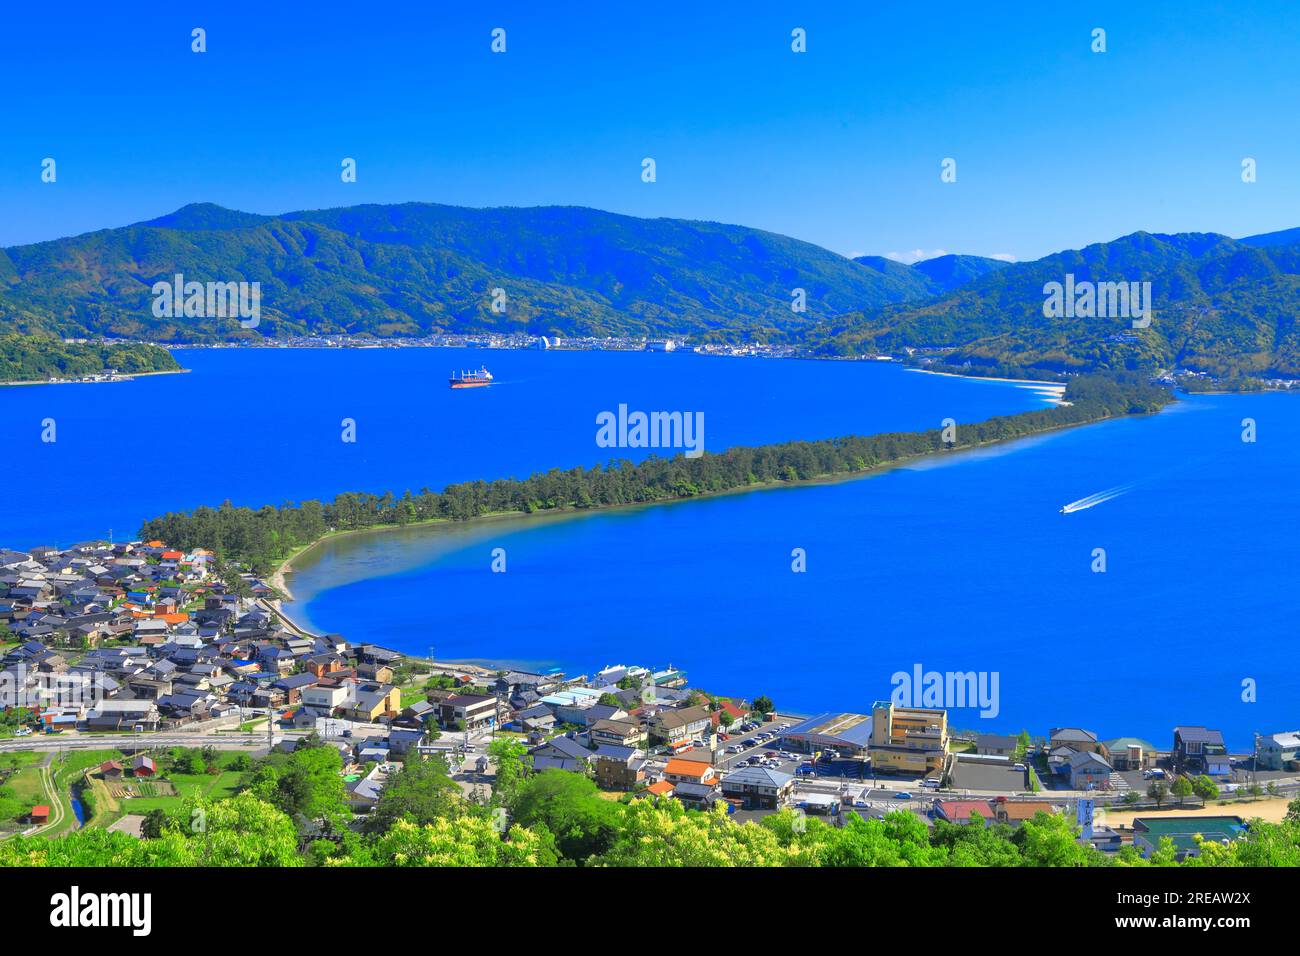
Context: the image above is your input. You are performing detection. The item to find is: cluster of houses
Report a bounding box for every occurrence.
[1035,725,1247,790]
[0,540,412,731]
[2,540,1297,863]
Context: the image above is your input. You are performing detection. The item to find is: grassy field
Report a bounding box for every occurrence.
[0,764,50,839]
[5,765,47,807]
[399,687,428,709]
[0,752,44,772]
[106,752,246,816]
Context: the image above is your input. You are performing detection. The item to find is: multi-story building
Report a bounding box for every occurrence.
[867,700,949,775]
[649,704,711,744]
[1172,726,1230,776]
[438,693,499,731]
[1258,731,1300,771]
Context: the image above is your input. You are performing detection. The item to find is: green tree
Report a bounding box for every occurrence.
[487,738,529,806]
[359,815,556,867]
[1014,730,1032,761]
[1190,775,1219,802]
[362,758,462,834]
[1015,812,1098,867]
[596,800,792,867]
[510,769,623,862]
[251,746,347,822]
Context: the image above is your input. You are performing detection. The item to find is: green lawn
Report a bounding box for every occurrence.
[0,752,44,772]
[108,751,247,816]
[5,766,46,807]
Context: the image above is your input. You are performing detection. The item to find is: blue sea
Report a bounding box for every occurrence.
[3,347,1295,747]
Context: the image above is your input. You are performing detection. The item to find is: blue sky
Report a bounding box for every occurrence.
[2,1,1298,261]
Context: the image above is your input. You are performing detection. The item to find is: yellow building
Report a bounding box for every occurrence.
[868,701,949,775]
[347,683,402,722]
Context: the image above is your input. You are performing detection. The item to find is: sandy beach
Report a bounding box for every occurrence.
[904,367,1069,405]
[0,367,190,388]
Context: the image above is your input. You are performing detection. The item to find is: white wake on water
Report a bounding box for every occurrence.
[1060,484,1134,513]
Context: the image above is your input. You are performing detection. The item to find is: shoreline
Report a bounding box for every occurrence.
[271,399,1166,625]
[903,367,1069,388]
[0,367,190,388]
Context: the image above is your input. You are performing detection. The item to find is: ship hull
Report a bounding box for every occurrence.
[449,379,492,388]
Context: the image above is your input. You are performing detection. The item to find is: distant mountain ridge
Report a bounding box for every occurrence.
[5,202,1300,379]
[818,229,1300,379]
[0,202,940,343]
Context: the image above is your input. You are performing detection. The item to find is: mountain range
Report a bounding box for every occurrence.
[0,203,940,343]
[3,201,1300,379]
[817,230,1300,379]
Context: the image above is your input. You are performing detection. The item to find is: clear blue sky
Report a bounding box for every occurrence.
[3,1,1298,261]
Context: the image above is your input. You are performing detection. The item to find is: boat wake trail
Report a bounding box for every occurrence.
[1060,484,1134,514]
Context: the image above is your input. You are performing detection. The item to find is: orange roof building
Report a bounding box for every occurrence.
[663,757,717,783]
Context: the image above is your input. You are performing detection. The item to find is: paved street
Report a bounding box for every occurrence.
[0,732,270,754]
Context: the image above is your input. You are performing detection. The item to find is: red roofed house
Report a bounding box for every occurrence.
[645,780,675,798]
[27,806,50,825]
[717,700,750,727]
[935,799,997,825]
[132,756,157,777]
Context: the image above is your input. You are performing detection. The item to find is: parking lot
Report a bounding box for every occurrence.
[710,721,877,783]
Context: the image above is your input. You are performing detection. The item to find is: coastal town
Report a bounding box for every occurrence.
[1,537,1296,860]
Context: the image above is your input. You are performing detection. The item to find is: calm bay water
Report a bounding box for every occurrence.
[287,387,1300,750]
[0,347,1047,548]
[4,347,1293,747]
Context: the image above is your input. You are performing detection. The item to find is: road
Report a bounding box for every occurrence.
[0,732,271,754]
